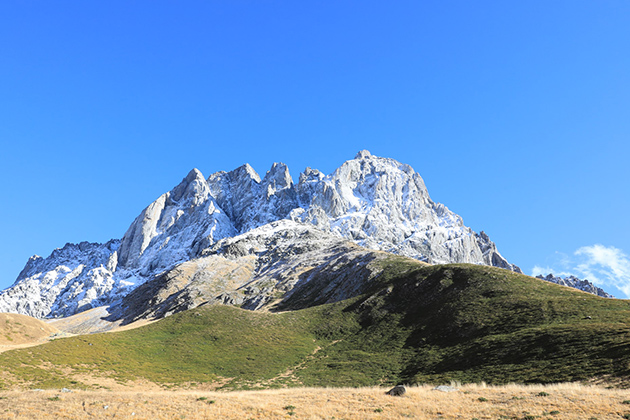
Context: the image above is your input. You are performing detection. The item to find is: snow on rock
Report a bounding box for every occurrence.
[0,241,121,318]
[2,151,523,318]
[1,169,236,318]
[291,150,520,271]
[117,168,236,277]
[207,162,298,233]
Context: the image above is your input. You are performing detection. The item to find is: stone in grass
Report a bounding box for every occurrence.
[386,385,406,396]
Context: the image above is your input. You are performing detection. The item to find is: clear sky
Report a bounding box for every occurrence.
[1,1,629,296]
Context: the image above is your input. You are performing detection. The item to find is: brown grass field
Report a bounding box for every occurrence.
[0,313,59,349]
[1,383,630,419]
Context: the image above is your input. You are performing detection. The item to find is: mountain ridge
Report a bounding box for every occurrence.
[537,273,613,298]
[1,150,522,318]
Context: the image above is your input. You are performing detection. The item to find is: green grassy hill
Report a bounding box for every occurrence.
[1,259,630,390]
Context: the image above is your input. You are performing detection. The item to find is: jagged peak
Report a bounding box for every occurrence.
[536,273,613,298]
[263,162,293,189]
[232,163,261,184]
[266,161,289,175]
[298,167,324,184]
[355,150,373,159]
[183,168,205,183]
[170,168,209,203]
[333,151,409,184]
[51,241,105,255]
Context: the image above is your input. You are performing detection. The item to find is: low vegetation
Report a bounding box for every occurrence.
[0,383,629,419]
[0,313,58,346]
[1,260,630,390]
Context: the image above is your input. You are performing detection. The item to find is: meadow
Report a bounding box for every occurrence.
[3,262,630,391]
[1,383,629,419]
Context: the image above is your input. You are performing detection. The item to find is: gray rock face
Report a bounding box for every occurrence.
[207,163,297,233]
[117,168,236,276]
[536,274,613,298]
[1,150,523,318]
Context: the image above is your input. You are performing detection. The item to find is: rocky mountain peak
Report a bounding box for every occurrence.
[1,151,528,318]
[169,168,211,206]
[116,168,234,276]
[298,167,324,184]
[184,167,205,183]
[355,149,373,159]
[234,163,262,184]
[262,162,293,192]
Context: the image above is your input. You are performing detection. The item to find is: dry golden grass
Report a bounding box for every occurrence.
[0,313,59,351]
[0,383,629,419]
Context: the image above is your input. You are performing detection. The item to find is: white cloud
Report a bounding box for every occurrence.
[574,244,630,298]
[531,265,554,277]
[532,244,630,299]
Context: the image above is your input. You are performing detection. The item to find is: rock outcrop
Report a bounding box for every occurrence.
[116,168,236,277]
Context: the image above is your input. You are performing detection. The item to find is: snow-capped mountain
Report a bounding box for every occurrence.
[0,241,121,318]
[0,150,522,318]
[536,274,613,298]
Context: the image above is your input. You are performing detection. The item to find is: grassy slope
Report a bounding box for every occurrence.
[298,259,630,386]
[0,313,59,345]
[1,259,630,389]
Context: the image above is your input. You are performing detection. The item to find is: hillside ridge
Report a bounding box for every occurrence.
[0,261,628,390]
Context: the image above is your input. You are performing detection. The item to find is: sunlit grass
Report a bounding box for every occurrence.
[0,383,628,419]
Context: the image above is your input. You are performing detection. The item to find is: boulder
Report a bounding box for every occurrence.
[386,385,406,396]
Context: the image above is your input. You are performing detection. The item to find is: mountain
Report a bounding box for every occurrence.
[537,273,613,298]
[0,241,121,318]
[1,150,522,318]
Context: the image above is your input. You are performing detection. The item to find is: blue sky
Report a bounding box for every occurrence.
[1,1,629,296]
